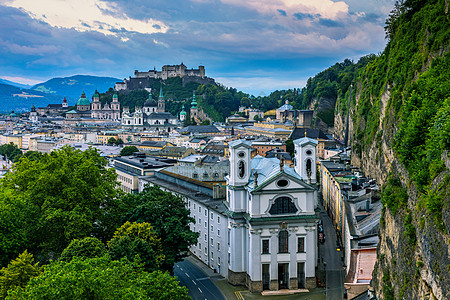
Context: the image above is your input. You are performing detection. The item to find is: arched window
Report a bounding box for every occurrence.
[306,159,312,175]
[278,230,288,253]
[269,197,298,215]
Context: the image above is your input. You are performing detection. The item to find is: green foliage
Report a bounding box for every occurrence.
[381,175,409,215]
[200,119,210,125]
[418,174,449,232]
[120,146,139,156]
[285,139,294,156]
[60,237,107,261]
[382,269,395,300]
[403,212,417,245]
[0,191,34,267]
[0,143,23,162]
[123,185,199,271]
[107,137,117,145]
[0,146,121,256]
[0,250,42,299]
[108,222,164,272]
[7,256,190,300]
[23,151,42,162]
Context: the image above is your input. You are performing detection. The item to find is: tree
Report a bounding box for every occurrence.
[0,146,122,256]
[107,137,117,145]
[124,185,199,271]
[0,191,34,267]
[60,237,106,261]
[108,222,164,272]
[0,143,23,162]
[23,151,42,161]
[120,146,139,156]
[200,119,210,125]
[115,138,124,145]
[7,256,190,300]
[0,250,42,299]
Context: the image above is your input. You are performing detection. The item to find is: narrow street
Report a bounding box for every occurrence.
[174,258,226,300]
[318,201,345,300]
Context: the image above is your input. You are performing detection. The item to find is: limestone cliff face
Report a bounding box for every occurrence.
[306,96,335,135]
[340,80,450,300]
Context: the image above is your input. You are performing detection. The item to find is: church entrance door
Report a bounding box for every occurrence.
[278,263,289,289]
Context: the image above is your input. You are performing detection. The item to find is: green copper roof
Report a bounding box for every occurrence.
[76,91,91,106]
[190,91,197,107]
[113,91,118,99]
[66,110,78,114]
[159,86,164,99]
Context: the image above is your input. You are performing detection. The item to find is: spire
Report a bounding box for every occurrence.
[191,91,197,108]
[159,86,164,99]
[81,90,86,98]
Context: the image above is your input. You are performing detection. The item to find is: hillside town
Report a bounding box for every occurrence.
[0,89,381,299]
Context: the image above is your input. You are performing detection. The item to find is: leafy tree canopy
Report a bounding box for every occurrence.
[0,250,42,299]
[108,222,164,273]
[0,143,23,162]
[7,256,190,300]
[0,146,122,256]
[120,146,139,156]
[60,237,106,261]
[124,185,199,271]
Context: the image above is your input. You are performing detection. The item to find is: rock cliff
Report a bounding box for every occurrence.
[334,1,449,298]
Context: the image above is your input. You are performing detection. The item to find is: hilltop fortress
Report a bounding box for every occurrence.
[115,63,215,91]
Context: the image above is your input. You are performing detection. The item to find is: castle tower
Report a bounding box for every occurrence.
[111,90,121,121]
[62,97,68,108]
[157,86,165,112]
[190,91,198,119]
[293,137,318,184]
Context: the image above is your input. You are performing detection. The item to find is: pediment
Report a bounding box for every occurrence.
[252,171,314,193]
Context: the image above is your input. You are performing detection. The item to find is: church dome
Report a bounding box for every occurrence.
[76,91,91,106]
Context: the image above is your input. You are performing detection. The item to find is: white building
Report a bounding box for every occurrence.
[136,138,319,292]
[226,139,318,291]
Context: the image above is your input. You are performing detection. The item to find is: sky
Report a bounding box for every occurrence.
[0,0,395,95]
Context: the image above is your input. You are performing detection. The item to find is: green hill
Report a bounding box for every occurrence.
[32,75,120,103]
[0,83,61,113]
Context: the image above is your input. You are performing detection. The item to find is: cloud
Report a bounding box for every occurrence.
[221,0,349,20]
[2,0,169,37]
[0,75,43,85]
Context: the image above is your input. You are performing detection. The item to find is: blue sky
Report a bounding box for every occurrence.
[0,0,395,95]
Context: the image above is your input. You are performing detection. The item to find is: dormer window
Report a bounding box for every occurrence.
[269,197,298,215]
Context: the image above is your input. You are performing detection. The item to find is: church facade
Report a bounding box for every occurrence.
[65,90,121,121]
[225,138,319,291]
[121,87,178,132]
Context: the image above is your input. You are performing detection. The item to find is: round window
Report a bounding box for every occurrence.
[238,151,245,158]
[277,179,289,187]
[306,150,312,155]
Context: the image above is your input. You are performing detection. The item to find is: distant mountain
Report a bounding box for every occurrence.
[32,75,121,102]
[0,78,32,89]
[0,83,62,113]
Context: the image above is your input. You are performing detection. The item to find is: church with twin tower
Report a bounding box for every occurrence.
[226,137,319,291]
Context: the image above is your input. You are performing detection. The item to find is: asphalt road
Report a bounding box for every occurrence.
[174,259,226,300]
[319,208,345,300]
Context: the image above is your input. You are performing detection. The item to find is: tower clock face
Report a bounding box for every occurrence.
[238,160,245,178]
